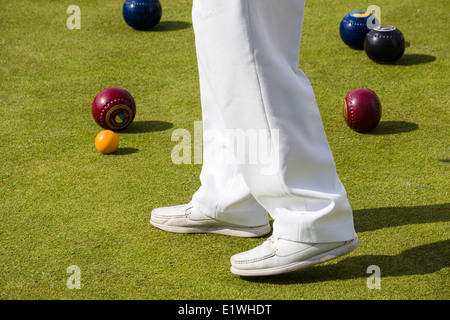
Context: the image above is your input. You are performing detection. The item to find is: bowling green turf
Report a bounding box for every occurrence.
[0,0,448,301]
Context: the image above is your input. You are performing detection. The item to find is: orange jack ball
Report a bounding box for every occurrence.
[95,130,119,154]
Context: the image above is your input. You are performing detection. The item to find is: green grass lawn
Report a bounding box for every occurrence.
[0,0,448,300]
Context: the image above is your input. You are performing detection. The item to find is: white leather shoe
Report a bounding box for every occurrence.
[150,204,271,238]
[230,236,360,276]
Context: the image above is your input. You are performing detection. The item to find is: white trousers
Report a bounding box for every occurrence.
[190,0,357,243]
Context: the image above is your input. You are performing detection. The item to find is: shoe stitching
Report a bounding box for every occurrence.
[152,206,193,219]
[233,252,276,264]
[233,237,277,264]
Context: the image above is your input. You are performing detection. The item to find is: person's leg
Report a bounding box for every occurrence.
[191,0,356,242]
[186,0,358,275]
[150,0,271,237]
[190,0,269,227]
[151,0,358,274]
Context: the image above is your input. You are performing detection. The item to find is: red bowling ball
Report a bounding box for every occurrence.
[92,87,136,131]
[342,88,382,132]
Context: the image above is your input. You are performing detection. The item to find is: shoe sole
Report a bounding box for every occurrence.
[150,221,271,238]
[230,237,360,276]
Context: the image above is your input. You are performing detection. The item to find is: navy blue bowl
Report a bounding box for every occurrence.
[123,0,162,30]
[340,11,376,50]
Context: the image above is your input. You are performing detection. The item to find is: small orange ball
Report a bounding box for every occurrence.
[95,130,119,154]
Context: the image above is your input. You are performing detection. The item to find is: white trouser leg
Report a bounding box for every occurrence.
[191,0,357,243]
[191,0,268,228]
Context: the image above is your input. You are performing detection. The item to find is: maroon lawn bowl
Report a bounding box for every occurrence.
[92,87,136,131]
[342,88,382,132]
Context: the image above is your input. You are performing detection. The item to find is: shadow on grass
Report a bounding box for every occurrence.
[354,203,449,233]
[394,54,436,66]
[369,53,436,66]
[122,120,173,134]
[368,121,419,135]
[241,203,450,284]
[242,240,449,284]
[112,147,139,156]
[146,21,192,32]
